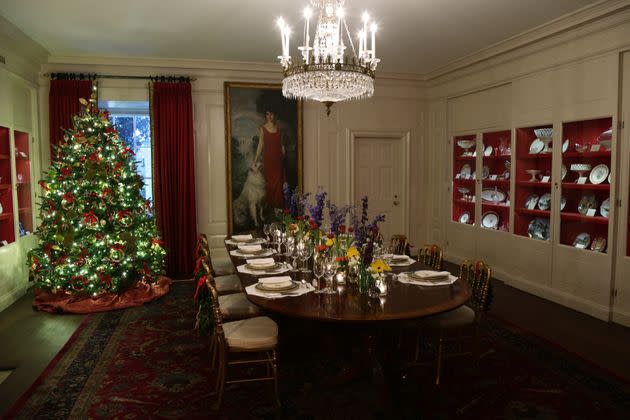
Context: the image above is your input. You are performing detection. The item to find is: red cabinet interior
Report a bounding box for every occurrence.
[452,134,476,225]
[481,130,511,231]
[0,126,15,245]
[14,130,32,236]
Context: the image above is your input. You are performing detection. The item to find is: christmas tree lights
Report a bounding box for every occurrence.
[29,89,166,296]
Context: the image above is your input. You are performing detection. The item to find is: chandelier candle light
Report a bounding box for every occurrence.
[277,0,380,115]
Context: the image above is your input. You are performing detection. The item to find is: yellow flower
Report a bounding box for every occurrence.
[325,238,334,247]
[346,247,360,259]
[370,259,391,273]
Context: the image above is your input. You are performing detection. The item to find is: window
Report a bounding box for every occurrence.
[98,101,153,202]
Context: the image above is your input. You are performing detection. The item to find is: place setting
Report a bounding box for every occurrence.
[230,243,276,258]
[245,275,314,299]
[396,270,457,286]
[386,253,416,267]
[225,233,267,246]
[236,257,291,275]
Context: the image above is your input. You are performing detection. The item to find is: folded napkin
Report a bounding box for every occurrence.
[259,276,292,285]
[247,257,276,266]
[245,282,314,299]
[391,254,409,261]
[232,234,253,241]
[412,270,451,279]
[238,244,263,252]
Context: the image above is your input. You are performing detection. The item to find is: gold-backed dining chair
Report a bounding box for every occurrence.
[200,258,242,296]
[418,244,443,270]
[424,260,493,385]
[390,234,410,256]
[206,280,280,410]
[196,233,236,276]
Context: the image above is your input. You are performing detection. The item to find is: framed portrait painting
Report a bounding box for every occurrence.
[224,82,303,234]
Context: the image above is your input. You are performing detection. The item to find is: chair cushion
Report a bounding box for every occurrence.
[223,316,278,350]
[215,274,242,294]
[212,256,235,275]
[424,305,475,329]
[219,292,261,320]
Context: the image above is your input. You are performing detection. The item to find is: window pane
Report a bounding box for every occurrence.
[136,116,151,147]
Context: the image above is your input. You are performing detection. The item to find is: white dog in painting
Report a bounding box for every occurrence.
[233,162,266,228]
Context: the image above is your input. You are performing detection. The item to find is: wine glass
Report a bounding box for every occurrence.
[272,228,283,254]
[286,236,298,274]
[297,240,312,273]
[313,257,325,293]
[323,257,337,294]
[263,224,271,242]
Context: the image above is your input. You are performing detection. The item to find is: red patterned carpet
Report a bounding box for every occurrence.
[6,282,630,419]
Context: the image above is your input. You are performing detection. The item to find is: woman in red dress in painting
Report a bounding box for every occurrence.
[252,110,285,208]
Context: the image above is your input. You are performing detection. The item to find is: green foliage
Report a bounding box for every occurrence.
[28,98,166,295]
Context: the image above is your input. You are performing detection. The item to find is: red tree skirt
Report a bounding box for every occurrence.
[32,276,172,314]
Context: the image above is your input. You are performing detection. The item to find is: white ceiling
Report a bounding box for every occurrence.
[0,0,599,75]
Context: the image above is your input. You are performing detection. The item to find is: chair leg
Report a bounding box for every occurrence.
[435,329,444,386]
[271,349,281,408]
[213,348,226,411]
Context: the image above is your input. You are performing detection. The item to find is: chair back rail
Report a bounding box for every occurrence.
[459,260,492,313]
[418,244,443,270]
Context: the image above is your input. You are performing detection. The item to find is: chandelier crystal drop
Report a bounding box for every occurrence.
[277,0,380,115]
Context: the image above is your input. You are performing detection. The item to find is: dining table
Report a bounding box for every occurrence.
[224,236,471,324]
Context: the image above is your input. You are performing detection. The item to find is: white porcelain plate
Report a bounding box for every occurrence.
[562,139,569,154]
[560,195,567,211]
[484,145,493,156]
[525,194,540,210]
[538,193,551,211]
[482,165,490,179]
[458,212,470,224]
[600,197,610,218]
[561,164,567,181]
[460,164,472,177]
[481,188,506,203]
[481,211,499,229]
[501,170,510,180]
[589,164,609,185]
[573,232,591,249]
[528,218,550,241]
[529,139,545,154]
[578,194,598,215]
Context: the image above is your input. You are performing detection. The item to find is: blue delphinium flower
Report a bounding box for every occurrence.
[308,190,327,227]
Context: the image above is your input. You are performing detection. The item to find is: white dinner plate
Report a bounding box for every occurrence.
[561,164,567,181]
[460,164,472,177]
[578,194,598,215]
[529,139,545,154]
[573,232,591,249]
[458,212,470,224]
[600,197,610,218]
[481,211,499,229]
[482,165,490,179]
[481,188,506,203]
[589,164,609,185]
[537,193,551,211]
[525,194,540,210]
[528,218,550,241]
[501,170,510,180]
[562,139,569,154]
[608,173,611,184]
[560,195,567,211]
[484,145,493,156]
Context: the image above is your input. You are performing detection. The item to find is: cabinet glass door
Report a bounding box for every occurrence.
[452,134,476,225]
[14,130,32,237]
[514,124,553,240]
[560,117,612,253]
[0,126,15,245]
[480,130,511,231]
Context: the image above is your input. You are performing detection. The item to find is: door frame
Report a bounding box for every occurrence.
[347,129,411,238]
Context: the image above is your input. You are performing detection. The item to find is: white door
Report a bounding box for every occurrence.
[613,52,630,327]
[353,136,406,242]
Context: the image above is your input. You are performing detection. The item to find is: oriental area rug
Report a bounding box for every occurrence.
[6,282,630,419]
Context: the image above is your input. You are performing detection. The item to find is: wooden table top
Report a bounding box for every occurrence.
[225,240,471,323]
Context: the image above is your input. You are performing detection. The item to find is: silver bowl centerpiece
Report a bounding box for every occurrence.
[457,139,476,156]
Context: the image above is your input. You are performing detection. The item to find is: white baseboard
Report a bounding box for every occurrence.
[445,251,611,322]
[612,309,630,328]
[0,283,28,312]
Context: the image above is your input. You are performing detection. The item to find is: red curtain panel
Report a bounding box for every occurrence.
[151,82,197,279]
[49,79,93,156]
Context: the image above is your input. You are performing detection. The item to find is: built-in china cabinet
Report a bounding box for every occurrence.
[0,66,40,311]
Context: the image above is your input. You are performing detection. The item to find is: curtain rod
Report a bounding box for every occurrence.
[46,72,196,82]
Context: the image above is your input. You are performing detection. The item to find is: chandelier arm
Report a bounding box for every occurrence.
[343,19,357,59]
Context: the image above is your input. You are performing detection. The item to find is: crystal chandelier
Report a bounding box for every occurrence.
[277,0,380,115]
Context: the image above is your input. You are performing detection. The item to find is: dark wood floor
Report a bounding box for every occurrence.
[0,260,628,415]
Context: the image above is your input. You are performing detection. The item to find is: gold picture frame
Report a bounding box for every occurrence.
[224,82,303,235]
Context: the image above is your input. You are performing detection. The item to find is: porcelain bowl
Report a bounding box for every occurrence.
[570,163,592,172]
[534,128,553,139]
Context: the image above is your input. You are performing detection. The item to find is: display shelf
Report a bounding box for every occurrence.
[561,183,610,191]
[560,117,612,249]
[0,154,9,160]
[560,212,609,224]
[515,124,553,239]
[481,130,511,231]
[482,202,510,209]
[482,179,510,187]
[13,130,32,236]
[452,134,477,225]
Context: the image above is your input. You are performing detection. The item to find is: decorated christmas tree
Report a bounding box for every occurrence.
[29,93,166,296]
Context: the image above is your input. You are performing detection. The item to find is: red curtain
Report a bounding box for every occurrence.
[151,82,197,279]
[49,80,93,156]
